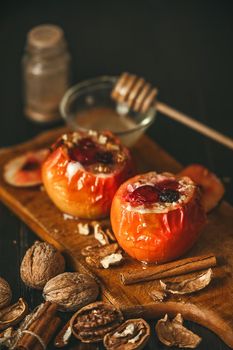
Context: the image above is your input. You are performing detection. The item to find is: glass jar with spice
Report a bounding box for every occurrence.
[22,24,71,123]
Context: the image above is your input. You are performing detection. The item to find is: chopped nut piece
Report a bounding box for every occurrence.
[77,222,90,235]
[81,243,119,257]
[98,134,108,145]
[71,302,124,343]
[149,289,166,302]
[104,318,150,349]
[43,272,99,312]
[105,228,116,242]
[92,222,110,245]
[63,213,75,220]
[106,143,120,151]
[100,253,123,269]
[0,277,12,310]
[84,243,123,269]
[160,268,213,295]
[155,314,201,348]
[0,298,28,330]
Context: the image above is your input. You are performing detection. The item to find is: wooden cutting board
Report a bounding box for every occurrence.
[0,127,233,348]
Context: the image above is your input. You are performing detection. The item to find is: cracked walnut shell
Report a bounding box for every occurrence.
[71,301,124,342]
[0,278,12,309]
[20,241,65,290]
[43,272,99,312]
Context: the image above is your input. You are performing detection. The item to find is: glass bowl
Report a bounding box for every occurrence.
[60,76,156,147]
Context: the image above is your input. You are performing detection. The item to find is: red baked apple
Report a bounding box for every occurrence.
[4,149,49,187]
[111,172,206,263]
[42,130,134,219]
[178,164,225,213]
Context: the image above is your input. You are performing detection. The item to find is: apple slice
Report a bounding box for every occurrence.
[178,164,225,213]
[4,149,49,187]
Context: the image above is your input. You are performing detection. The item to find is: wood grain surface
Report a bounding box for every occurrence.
[0,127,233,348]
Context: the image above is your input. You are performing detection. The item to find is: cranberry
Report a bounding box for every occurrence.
[21,159,40,171]
[126,185,159,206]
[126,180,181,206]
[159,189,180,203]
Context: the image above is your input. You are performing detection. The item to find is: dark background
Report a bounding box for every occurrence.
[0,1,233,349]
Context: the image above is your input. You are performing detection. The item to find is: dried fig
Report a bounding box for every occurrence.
[20,241,65,290]
[104,318,150,350]
[0,298,28,330]
[43,272,99,312]
[160,268,213,295]
[71,301,124,342]
[0,277,12,309]
[155,314,201,348]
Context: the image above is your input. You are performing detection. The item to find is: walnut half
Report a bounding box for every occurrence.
[71,302,124,343]
[104,318,150,350]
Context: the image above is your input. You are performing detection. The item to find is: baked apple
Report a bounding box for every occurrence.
[111,172,206,263]
[42,130,134,219]
[178,164,225,213]
[4,149,49,187]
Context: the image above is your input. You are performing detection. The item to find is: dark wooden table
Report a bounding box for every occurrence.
[0,1,233,349]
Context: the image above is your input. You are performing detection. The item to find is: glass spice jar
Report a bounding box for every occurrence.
[22,24,71,123]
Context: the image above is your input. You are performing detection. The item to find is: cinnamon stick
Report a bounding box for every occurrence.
[34,316,61,350]
[120,254,217,285]
[16,302,59,350]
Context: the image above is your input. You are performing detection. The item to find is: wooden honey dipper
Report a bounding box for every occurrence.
[111,72,233,150]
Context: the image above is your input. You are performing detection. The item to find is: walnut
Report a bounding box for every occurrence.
[43,272,99,312]
[103,318,150,350]
[71,302,124,343]
[0,277,12,309]
[155,314,201,348]
[20,241,65,290]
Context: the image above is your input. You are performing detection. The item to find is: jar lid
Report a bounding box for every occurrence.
[27,24,65,51]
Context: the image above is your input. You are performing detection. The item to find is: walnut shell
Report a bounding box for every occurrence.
[43,272,99,311]
[0,278,12,309]
[20,241,65,290]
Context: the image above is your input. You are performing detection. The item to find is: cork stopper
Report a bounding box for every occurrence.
[27,24,65,51]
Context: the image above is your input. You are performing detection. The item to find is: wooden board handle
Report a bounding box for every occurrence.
[156,101,233,151]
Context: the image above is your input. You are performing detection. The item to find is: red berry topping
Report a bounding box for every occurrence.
[126,185,159,205]
[126,180,180,206]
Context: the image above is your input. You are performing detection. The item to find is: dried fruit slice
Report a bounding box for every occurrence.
[70,302,124,343]
[103,318,150,350]
[42,131,134,219]
[155,314,201,348]
[160,268,213,295]
[0,298,28,330]
[178,164,225,213]
[111,171,206,263]
[4,148,49,187]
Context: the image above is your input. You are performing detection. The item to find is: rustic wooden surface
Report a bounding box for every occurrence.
[0,127,232,349]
